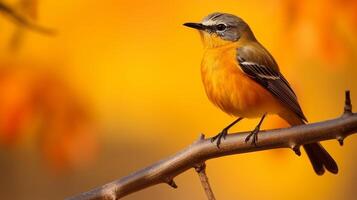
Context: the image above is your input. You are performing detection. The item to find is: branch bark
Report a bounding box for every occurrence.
[67,91,357,200]
[195,163,216,200]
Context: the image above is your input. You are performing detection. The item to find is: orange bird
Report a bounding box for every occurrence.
[184,13,338,175]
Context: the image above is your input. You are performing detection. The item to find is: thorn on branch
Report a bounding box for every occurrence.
[344,90,352,115]
[291,145,301,156]
[166,179,178,189]
[337,136,344,146]
[195,133,205,144]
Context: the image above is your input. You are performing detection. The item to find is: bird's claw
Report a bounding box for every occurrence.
[245,126,260,146]
[211,129,228,148]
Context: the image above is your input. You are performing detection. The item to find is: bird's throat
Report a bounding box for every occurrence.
[199,31,232,49]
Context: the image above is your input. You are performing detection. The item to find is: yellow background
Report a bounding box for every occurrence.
[0,0,357,199]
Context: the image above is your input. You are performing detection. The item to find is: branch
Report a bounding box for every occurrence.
[67,91,357,200]
[0,1,55,35]
[195,162,216,200]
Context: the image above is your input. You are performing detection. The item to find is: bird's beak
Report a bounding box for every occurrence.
[183,22,206,30]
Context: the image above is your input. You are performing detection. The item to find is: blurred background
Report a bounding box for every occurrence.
[0,0,356,199]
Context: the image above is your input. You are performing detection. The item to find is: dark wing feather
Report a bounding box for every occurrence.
[237,53,307,122]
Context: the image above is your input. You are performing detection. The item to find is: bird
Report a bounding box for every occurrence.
[183,12,338,175]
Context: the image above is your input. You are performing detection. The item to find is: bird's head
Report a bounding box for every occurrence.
[184,13,256,48]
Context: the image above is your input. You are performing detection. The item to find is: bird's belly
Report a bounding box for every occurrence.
[201,52,282,118]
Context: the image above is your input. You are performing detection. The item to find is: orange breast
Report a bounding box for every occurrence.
[201,45,283,118]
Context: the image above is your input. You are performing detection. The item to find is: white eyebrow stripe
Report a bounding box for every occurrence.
[202,20,216,26]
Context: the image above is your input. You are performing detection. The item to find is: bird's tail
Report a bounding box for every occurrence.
[279,112,338,175]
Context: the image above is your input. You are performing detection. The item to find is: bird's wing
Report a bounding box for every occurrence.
[237,46,307,122]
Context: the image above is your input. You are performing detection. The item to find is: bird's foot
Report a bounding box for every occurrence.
[245,126,261,146]
[211,128,228,148]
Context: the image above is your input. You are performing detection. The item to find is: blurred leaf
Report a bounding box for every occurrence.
[0,68,98,171]
[281,0,357,68]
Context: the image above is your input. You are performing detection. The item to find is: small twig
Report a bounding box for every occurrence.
[194,135,216,200]
[195,163,216,200]
[0,1,55,35]
[344,90,352,115]
[67,91,357,200]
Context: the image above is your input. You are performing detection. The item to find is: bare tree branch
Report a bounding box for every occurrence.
[195,162,216,200]
[67,91,357,200]
[0,1,55,35]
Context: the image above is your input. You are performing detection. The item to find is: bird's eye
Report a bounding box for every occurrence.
[216,24,227,31]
